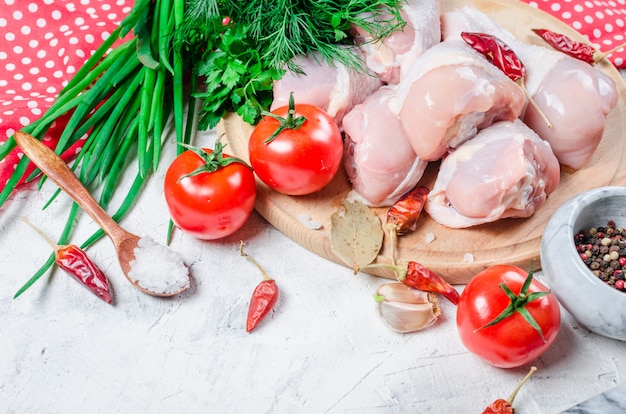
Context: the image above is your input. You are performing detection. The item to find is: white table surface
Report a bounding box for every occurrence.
[3,90,626,414]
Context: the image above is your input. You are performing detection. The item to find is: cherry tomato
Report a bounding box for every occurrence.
[248,94,343,196]
[164,143,256,240]
[456,265,561,368]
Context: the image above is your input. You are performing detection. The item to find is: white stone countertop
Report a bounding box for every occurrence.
[3,84,626,414]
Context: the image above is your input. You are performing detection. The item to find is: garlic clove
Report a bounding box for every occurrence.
[376,282,434,304]
[375,282,441,333]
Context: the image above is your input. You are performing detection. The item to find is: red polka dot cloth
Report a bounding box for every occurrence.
[0,0,625,194]
[0,0,130,192]
[521,0,626,67]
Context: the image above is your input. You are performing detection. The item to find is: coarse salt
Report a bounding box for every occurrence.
[128,236,190,295]
[463,253,475,263]
[424,232,435,244]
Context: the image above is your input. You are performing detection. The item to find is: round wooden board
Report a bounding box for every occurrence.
[219,0,626,284]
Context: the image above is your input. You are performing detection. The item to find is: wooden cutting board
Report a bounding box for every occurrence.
[219,0,626,284]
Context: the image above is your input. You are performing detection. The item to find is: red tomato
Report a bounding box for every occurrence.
[248,101,343,196]
[164,144,256,240]
[456,265,561,368]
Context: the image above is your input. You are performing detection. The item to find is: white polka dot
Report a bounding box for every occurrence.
[28,3,38,12]
[593,28,603,38]
[5,32,16,41]
[13,11,23,20]
[36,50,46,58]
[53,71,64,78]
[615,57,624,66]
[13,46,23,54]
[22,83,33,92]
[13,73,23,81]
[60,24,70,33]
[562,11,573,19]
[574,4,585,11]
[551,3,562,11]
[58,48,66,57]
[86,7,96,14]
[606,23,615,32]
[51,10,62,20]
[69,37,79,45]
[75,17,85,26]
[20,117,30,126]
[45,87,56,94]
[585,1,595,8]
[21,57,32,65]
[62,56,70,65]
[102,4,112,10]
[37,77,48,83]
[596,11,605,19]
[37,18,47,28]
[585,15,595,23]
[573,20,584,30]
[67,66,76,74]
[76,49,85,58]
[66,3,77,12]
[79,25,90,31]
[606,9,615,16]
[50,38,58,47]
[0,52,6,59]
[31,108,42,116]
[29,67,39,75]
[107,13,118,20]
[28,39,39,48]
[5,63,16,71]
[45,60,54,68]
[616,18,625,27]
[5,0,15,5]
[85,34,95,43]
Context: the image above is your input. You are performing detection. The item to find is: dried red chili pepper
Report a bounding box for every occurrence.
[532,28,626,65]
[483,366,537,413]
[385,186,429,265]
[23,217,112,303]
[386,186,429,235]
[240,241,279,332]
[461,32,525,81]
[400,261,460,305]
[461,31,552,128]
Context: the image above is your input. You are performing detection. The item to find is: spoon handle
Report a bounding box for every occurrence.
[14,131,121,239]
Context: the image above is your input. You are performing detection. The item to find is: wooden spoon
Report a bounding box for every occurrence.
[14,131,189,297]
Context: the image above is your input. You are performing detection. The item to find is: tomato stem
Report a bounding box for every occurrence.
[475,263,550,342]
[260,92,307,143]
[177,142,250,182]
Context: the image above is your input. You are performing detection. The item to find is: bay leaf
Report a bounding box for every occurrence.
[330,199,383,272]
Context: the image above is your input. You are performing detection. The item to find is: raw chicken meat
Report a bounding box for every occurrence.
[270,49,383,128]
[351,0,441,84]
[343,86,428,207]
[425,120,560,229]
[387,40,527,161]
[442,6,618,170]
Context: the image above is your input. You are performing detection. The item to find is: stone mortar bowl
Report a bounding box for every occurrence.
[541,186,626,341]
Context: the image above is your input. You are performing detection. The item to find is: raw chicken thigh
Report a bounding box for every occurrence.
[387,40,527,161]
[442,6,618,170]
[425,120,560,228]
[351,0,441,84]
[270,50,383,128]
[343,86,428,206]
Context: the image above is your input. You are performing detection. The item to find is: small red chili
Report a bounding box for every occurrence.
[401,261,460,305]
[23,217,112,303]
[483,366,537,413]
[386,186,429,236]
[533,28,626,65]
[385,186,429,265]
[461,31,526,81]
[240,241,279,332]
[461,31,552,129]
